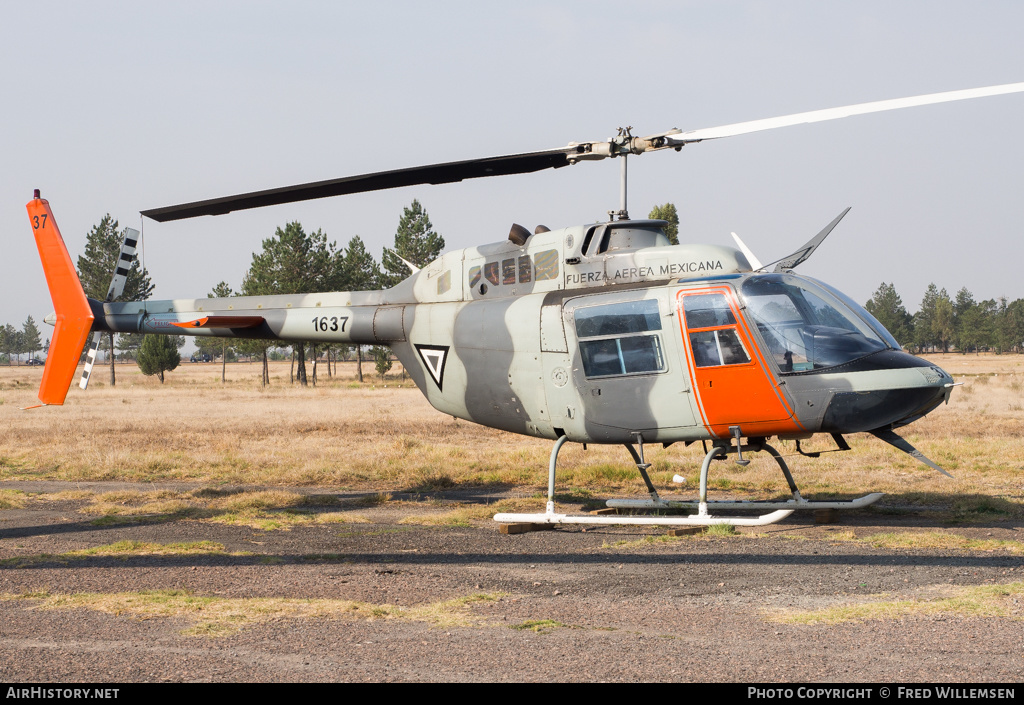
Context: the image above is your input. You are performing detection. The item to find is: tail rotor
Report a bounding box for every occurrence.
[79,229,139,390]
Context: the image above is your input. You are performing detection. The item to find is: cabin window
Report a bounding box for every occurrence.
[518,255,532,283]
[575,299,661,338]
[584,225,670,255]
[682,293,751,368]
[436,270,451,295]
[484,262,500,286]
[581,227,597,255]
[534,249,559,281]
[468,266,481,288]
[502,259,516,285]
[574,299,665,378]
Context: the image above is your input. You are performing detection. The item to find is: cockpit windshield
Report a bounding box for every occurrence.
[740,274,890,373]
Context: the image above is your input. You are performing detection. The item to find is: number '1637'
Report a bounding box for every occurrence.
[312,316,348,333]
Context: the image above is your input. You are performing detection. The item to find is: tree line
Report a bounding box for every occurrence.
[0,317,44,365]
[865,282,1024,354]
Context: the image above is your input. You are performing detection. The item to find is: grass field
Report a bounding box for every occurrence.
[0,354,1021,516]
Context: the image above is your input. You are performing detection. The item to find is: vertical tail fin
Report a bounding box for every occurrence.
[27,192,94,407]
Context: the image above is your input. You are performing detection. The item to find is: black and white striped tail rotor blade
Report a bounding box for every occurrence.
[79,228,139,391]
[105,228,139,301]
[79,332,103,390]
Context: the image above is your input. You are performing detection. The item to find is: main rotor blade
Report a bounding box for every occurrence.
[142,81,1024,223]
[659,82,1024,145]
[141,147,576,222]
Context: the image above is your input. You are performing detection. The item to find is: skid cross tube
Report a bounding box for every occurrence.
[497,435,794,528]
[495,434,884,528]
[607,440,884,513]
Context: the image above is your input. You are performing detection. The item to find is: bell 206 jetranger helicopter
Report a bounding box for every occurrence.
[27,82,1024,528]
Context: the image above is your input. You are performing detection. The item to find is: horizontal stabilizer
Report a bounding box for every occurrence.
[171,316,265,329]
[870,427,953,478]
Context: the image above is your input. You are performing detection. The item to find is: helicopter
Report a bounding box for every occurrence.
[27,81,1024,528]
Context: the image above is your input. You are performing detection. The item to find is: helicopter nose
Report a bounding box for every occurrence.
[819,357,952,433]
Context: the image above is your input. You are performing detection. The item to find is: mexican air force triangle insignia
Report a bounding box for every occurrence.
[414,344,450,391]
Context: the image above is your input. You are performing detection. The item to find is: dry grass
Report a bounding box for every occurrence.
[796,529,1024,554]
[603,534,688,549]
[1,589,503,637]
[510,619,572,632]
[0,356,1022,510]
[398,498,546,526]
[767,582,1024,625]
[0,489,27,509]
[854,531,1024,553]
[0,540,230,567]
[61,487,374,530]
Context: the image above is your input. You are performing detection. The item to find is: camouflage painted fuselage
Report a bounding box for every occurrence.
[93,220,952,445]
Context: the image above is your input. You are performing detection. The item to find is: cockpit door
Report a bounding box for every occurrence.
[676,286,802,439]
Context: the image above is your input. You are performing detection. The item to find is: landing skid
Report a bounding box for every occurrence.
[493,508,795,527]
[494,433,884,529]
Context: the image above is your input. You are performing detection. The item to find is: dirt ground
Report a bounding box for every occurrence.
[1,483,1022,683]
[1,354,1022,682]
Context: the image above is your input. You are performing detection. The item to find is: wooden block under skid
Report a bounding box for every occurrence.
[592,508,618,515]
[666,527,704,536]
[814,508,840,524]
[499,523,555,534]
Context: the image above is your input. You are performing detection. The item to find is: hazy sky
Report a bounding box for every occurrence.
[2,1,1023,334]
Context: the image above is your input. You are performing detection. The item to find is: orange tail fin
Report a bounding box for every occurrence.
[27,192,94,407]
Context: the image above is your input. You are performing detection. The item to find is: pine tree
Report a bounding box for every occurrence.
[22,316,41,361]
[1,324,16,365]
[234,337,271,387]
[381,200,444,287]
[243,222,341,386]
[912,284,940,352]
[77,215,154,386]
[342,236,382,291]
[1005,299,1024,353]
[864,283,913,348]
[953,288,978,353]
[932,292,955,353]
[341,235,382,383]
[372,346,392,381]
[136,334,180,383]
[115,333,144,361]
[648,203,680,245]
